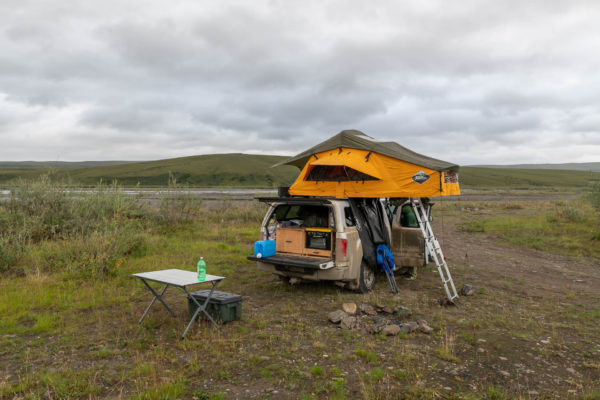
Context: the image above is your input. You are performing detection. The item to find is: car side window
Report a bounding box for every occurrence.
[400,205,419,228]
[344,207,356,227]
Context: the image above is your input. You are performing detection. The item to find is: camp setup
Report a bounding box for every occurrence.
[252,130,461,300]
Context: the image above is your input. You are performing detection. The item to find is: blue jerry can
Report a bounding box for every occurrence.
[254,240,276,258]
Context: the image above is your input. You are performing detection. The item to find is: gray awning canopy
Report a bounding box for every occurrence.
[272,129,459,172]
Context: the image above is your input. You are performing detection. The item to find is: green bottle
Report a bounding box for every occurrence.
[197,257,206,282]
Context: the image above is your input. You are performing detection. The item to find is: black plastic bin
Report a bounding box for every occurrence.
[188,290,242,324]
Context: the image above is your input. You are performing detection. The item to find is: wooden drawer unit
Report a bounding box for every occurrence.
[276,228,304,255]
[303,228,333,258]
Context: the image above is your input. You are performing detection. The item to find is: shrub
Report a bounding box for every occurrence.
[1,175,148,276]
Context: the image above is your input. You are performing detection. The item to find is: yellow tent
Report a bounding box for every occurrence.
[275,130,460,199]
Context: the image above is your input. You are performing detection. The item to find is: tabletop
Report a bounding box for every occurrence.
[132,269,225,287]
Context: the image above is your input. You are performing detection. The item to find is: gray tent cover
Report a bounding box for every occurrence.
[273,129,459,172]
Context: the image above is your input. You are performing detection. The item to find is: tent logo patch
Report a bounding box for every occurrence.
[412,171,430,184]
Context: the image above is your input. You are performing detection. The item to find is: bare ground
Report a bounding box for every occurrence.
[1,196,599,399]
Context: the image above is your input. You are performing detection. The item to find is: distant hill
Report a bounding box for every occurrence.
[1,154,599,189]
[459,167,599,188]
[472,162,600,172]
[0,154,299,187]
[0,161,137,169]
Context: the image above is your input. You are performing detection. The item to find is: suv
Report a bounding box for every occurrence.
[248,197,430,292]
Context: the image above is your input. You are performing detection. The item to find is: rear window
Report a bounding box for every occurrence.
[274,204,330,228]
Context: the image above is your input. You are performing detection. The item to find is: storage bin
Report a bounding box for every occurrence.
[254,240,276,258]
[188,290,242,324]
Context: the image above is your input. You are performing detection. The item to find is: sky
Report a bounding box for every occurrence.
[1,0,599,165]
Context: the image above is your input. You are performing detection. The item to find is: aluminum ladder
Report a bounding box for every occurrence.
[410,198,459,301]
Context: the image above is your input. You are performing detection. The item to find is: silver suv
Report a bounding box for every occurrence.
[248,197,428,292]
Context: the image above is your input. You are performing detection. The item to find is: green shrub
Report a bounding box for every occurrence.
[1,175,148,276]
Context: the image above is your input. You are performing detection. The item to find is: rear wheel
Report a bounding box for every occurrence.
[358,260,376,293]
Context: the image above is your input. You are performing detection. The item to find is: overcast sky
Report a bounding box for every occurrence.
[1,0,599,165]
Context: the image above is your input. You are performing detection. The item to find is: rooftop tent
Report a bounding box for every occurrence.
[274,130,460,198]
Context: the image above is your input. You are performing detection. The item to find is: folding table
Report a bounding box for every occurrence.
[133,269,225,339]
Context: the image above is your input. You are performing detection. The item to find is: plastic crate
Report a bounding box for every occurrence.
[188,290,242,324]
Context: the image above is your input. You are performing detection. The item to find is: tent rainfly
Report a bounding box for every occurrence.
[274,130,460,199]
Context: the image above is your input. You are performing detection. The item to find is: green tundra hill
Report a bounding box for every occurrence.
[0,160,136,169]
[0,154,300,187]
[1,154,599,189]
[459,166,599,188]
[472,162,600,172]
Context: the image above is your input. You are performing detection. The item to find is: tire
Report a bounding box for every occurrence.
[277,275,291,284]
[358,260,376,293]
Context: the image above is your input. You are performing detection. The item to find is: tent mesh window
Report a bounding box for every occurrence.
[306,165,379,182]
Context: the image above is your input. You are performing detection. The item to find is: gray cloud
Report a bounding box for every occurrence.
[0,0,599,164]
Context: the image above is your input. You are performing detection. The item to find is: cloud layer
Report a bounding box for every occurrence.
[1,0,599,164]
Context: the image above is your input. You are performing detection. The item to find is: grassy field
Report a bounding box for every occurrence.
[1,179,599,398]
[1,154,599,189]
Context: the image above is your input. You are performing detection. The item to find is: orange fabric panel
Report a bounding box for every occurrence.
[289,148,460,198]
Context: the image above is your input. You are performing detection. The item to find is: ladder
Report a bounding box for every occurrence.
[410,198,459,301]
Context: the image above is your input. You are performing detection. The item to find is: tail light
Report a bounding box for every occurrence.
[336,238,347,258]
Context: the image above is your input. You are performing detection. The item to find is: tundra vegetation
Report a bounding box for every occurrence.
[0,176,599,399]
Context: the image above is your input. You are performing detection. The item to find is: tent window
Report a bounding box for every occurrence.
[305,165,378,182]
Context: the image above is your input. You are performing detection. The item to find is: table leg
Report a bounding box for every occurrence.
[180,281,220,339]
[138,280,175,324]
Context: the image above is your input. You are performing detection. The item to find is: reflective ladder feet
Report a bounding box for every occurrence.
[410,199,459,301]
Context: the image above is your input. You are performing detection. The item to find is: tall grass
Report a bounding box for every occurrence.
[0,175,147,276]
[588,183,600,240]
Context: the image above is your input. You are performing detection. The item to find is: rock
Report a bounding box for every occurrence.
[566,367,576,374]
[358,303,376,314]
[499,370,510,377]
[383,324,401,336]
[394,306,412,317]
[460,284,475,296]
[399,322,419,334]
[328,310,348,324]
[382,306,394,314]
[417,319,434,334]
[499,356,507,361]
[340,315,358,330]
[368,316,389,334]
[342,302,357,315]
[477,348,485,353]
[376,303,385,310]
[438,297,456,307]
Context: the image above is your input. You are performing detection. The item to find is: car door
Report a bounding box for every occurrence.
[390,201,426,268]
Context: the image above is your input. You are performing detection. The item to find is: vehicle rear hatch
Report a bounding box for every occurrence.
[248,197,336,270]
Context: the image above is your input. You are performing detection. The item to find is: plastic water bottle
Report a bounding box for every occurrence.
[197,257,206,282]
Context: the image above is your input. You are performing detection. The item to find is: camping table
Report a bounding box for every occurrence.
[133,269,225,339]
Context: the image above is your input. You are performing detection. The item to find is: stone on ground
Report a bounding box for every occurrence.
[417,319,434,334]
[358,303,376,314]
[342,302,357,315]
[461,284,476,296]
[340,315,358,330]
[438,297,456,307]
[399,322,419,334]
[328,310,348,324]
[394,306,412,317]
[383,324,401,336]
